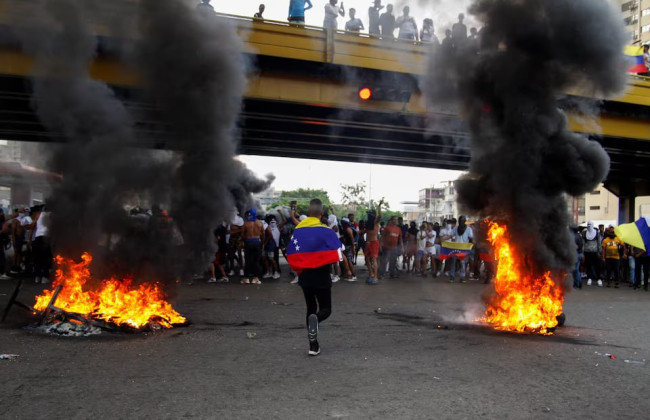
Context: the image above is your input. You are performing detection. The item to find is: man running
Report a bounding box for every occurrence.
[287,199,342,356]
[242,209,265,285]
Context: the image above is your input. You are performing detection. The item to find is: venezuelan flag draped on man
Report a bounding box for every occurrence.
[287,216,342,275]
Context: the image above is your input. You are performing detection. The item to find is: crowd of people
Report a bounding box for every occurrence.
[571,222,649,291]
[208,200,497,286]
[198,0,477,46]
[0,206,52,284]
[208,200,650,294]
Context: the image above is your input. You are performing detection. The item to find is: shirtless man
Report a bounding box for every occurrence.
[364,199,383,285]
[241,209,265,285]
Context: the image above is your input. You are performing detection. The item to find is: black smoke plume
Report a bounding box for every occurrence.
[136,0,273,273]
[424,0,626,275]
[16,0,273,279]
[16,0,174,266]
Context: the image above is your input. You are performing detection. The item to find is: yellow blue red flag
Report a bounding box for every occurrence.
[625,45,647,73]
[287,217,342,274]
[439,241,474,261]
[615,217,650,252]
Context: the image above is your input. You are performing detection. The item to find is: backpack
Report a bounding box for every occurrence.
[583,232,600,253]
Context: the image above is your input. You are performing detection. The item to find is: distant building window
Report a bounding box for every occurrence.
[643,8,650,16]
[622,1,634,12]
[643,24,650,33]
[590,206,601,211]
[590,190,601,195]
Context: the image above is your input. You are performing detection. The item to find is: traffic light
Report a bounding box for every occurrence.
[357,86,412,103]
[358,87,372,100]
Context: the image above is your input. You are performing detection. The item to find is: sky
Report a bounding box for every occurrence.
[238,155,462,209]
[218,0,475,210]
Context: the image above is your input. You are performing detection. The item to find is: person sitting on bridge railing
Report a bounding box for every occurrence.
[324,0,345,31]
[368,0,383,36]
[345,8,364,34]
[288,0,313,25]
[254,4,265,20]
[396,6,418,42]
[379,4,395,39]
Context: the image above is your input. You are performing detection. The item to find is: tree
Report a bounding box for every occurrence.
[340,182,367,209]
[269,188,332,215]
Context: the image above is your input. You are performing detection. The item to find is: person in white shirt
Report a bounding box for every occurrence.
[324,0,345,30]
[31,206,52,284]
[423,222,437,276]
[415,222,427,276]
[263,215,282,279]
[395,6,418,41]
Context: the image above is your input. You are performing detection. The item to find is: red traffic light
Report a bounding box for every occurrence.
[358,87,372,100]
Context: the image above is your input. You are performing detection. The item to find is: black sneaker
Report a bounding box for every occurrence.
[309,341,320,356]
[307,314,318,343]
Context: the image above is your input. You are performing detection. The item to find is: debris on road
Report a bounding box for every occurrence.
[624,360,646,365]
[247,332,257,339]
[604,354,616,359]
[0,354,19,360]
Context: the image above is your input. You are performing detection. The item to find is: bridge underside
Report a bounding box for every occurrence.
[0,74,649,197]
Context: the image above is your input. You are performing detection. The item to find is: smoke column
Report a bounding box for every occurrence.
[15,0,174,263]
[136,0,273,272]
[423,0,627,275]
[16,0,273,278]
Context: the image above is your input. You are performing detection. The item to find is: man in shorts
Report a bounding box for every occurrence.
[364,200,383,285]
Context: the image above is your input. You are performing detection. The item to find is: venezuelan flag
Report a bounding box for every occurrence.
[439,241,474,261]
[614,217,650,252]
[287,217,342,274]
[625,45,647,73]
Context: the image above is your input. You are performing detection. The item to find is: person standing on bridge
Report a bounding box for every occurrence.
[324,0,345,31]
[396,6,418,41]
[379,4,395,39]
[254,4,265,19]
[287,199,343,356]
[345,8,364,34]
[451,13,468,51]
[288,0,313,25]
[196,0,214,13]
[368,0,383,36]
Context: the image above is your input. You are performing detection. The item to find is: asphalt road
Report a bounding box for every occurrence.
[0,265,649,420]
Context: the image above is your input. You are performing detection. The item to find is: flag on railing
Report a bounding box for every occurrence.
[625,45,647,73]
[615,217,650,252]
[287,217,342,274]
[439,241,474,261]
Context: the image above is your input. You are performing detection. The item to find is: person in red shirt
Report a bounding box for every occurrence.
[382,216,403,279]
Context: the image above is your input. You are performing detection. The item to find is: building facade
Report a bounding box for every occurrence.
[620,0,650,44]
[418,180,458,223]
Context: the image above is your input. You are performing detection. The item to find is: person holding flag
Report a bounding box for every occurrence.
[440,215,474,283]
[286,198,343,356]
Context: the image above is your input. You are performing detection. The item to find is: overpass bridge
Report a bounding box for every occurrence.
[0,1,649,203]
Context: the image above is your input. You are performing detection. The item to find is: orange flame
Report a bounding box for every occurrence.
[34,253,186,329]
[481,222,564,334]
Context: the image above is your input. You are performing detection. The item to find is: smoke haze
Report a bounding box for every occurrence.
[423,0,626,275]
[15,0,273,279]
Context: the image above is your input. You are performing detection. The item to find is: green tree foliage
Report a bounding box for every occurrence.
[269,188,332,215]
